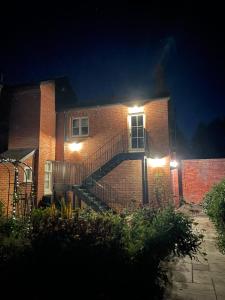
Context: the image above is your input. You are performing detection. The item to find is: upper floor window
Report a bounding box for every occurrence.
[72,117,89,137]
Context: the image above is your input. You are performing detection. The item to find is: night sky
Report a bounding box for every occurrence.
[1,2,225,137]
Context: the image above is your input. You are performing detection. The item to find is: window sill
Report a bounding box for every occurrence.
[72,135,89,138]
[44,191,53,196]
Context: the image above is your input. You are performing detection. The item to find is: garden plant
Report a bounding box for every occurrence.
[0,204,202,299]
[203,179,225,253]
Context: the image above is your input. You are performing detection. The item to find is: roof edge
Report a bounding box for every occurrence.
[60,96,170,112]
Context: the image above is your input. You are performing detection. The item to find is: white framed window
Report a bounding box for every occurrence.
[44,161,52,195]
[24,167,32,183]
[72,117,89,137]
[128,113,145,151]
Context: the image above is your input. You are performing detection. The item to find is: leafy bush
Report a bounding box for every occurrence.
[0,206,201,300]
[203,179,225,252]
[0,214,30,263]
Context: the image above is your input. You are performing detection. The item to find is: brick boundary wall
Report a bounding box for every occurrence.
[181,158,225,204]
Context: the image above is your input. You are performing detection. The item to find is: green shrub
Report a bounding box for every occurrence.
[0,206,201,300]
[203,179,225,253]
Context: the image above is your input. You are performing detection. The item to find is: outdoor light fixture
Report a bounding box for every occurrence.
[148,157,166,168]
[69,142,82,152]
[128,105,144,114]
[170,160,178,168]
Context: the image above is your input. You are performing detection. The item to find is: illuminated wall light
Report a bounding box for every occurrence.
[128,105,144,114]
[148,157,166,168]
[69,142,82,152]
[170,160,178,168]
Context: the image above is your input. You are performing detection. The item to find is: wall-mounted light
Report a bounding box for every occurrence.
[148,157,166,168]
[128,105,144,114]
[170,160,178,168]
[69,142,82,152]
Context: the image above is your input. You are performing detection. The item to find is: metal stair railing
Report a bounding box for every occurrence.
[84,176,127,211]
[81,129,129,181]
[52,129,150,191]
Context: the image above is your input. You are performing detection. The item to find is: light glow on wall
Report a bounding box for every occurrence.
[148,157,166,168]
[170,160,178,168]
[128,105,144,114]
[69,142,82,152]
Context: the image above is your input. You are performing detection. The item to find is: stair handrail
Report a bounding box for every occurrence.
[81,129,129,180]
[84,176,127,210]
[81,128,150,181]
[52,129,150,187]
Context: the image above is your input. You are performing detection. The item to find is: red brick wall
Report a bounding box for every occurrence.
[63,103,128,162]
[99,160,143,210]
[145,99,172,207]
[145,99,170,157]
[56,112,65,161]
[182,159,225,204]
[147,156,172,208]
[6,81,56,202]
[0,163,14,214]
[170,168,179,207]
[60,98,171,163]
[8,87,40,149]
[37,81,56,200]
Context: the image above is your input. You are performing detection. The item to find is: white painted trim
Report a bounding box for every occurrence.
[44,161,53,195]
[20,150,35,162]
[71,116,89,137]
[127,113,145,152]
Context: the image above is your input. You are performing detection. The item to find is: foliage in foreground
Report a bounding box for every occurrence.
[203,179,225,253]
[0,206,201,300]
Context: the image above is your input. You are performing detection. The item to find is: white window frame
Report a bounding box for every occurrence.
[23,167,32,183]
[44,161,53,195]
[128,112,146,152]
[72,117,89,137]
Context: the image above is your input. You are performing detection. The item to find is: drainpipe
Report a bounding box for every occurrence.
[142,156,149,205]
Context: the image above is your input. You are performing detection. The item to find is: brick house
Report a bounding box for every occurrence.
[0,78,176,213]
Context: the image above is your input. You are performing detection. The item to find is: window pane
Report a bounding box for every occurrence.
[45,162,52,172]
[138,138,144,149]
[26,169,32,181]
[72,128,79,136]
[81,126,88,135]
[81,118,88,127]
[132,138,138,148]
[73,119,79,128]
[44,162,52,195]
[131,116,137,126]
[45,181,49,189]
[138,128,144,137]
[138,115,143,126]
[132,127,137,137]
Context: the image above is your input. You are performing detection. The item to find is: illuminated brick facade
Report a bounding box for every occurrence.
[0,79,174,211]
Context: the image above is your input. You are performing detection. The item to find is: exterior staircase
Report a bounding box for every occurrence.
[85,152,145,183]
[53,129,150,212]
[73,184,110,212]
[72,129,150,211]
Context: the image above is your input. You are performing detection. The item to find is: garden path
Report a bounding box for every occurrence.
[165,207,225,300]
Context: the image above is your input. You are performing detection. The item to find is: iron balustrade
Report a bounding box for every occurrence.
[84,176,129,211]
[52,129,150,210]
[81,128,150,181]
